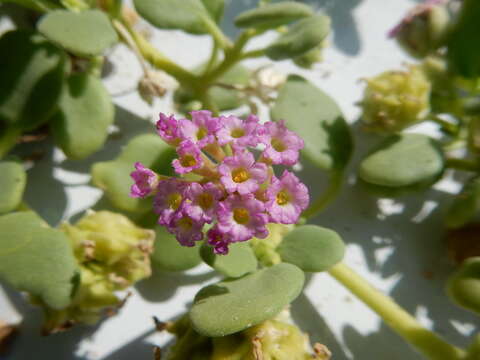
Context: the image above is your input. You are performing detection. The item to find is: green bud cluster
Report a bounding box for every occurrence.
[360,65,431,133]
[40,211,154,333]
[164,311,329,360]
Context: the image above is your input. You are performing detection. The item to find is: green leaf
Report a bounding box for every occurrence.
[359,133,444,188]
[447,0,480,78]
[277,225,345,272]
[152,226,202,272]
[466,335,480,360]
[190,263,304,337]
[51,73,114,160]
[446,176,480,229]
[133,0,211,34]
[201,0,224,24]
[38,10,118,57]
[200,242,257,278]
[0,161,27,215]
[265,14,330,60]
[91,134,176,213]
[271,75,352,171]
[0,212,79,309]
[0,30,66,131]
[234,2,313,30]
[447,257,480,316]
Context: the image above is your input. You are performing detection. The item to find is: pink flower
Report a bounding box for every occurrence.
[217,194,268,242]
[172,140,203,174]
[168,210,204,247]
[178,111,220,147]
[130,162,159,198]
[156,113,180,145]
[216,115,259,147]
[183,182,224,223]
[207,226,230,255]
[266,171,309,224]
[218,150,268,195]
[260,120,304,166]
[153,179,187,226]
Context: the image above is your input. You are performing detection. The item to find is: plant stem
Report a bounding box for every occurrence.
[429,115,458,135]
[0,127,21,159]
[117,20,197,86]
[445,157,479,172]
[328,263,465,360]
[200,15,232,50]
[302,171,343,219]
[242,48,266,59]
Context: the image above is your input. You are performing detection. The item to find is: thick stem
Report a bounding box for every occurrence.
[200,15,232,50]
[302,171,343,219]
[445,157,479,172]
[328,263,465,360]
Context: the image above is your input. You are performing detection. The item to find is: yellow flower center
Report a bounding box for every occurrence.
[276,190,290,205]
[197,192,213,210]
[233,207,250,224]
[232,168,250,183]
[197,127,208,140]
[231,128,245,138]
[271,138,287,152]
[167,193,183,210]
[178,217,193,230]
[180,155,197,168]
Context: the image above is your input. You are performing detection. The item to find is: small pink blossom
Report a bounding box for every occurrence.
[207,226,230,255]
[183,182,224,223]
[172,140,203,174]
[266,171,309,224]
[168,210,204,247]
[178,111,220,147]
[153,179,187,226]
[130,162,159,198]
[217,194,268,242]
[216,115,259,147]
[260,120,304,166]
[218,150,268,195]
[156,113,180,145]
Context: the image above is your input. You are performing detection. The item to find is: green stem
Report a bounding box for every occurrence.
[329,263,465,360]
[116,20,197,86]
[241,48,266,59]
[205,41,219,74]
[429,115,458,136]
[302,171,343,219]
[445,157,479,172]
[199,91,219,116]
[0,127,21,159]
[200,15,232,50]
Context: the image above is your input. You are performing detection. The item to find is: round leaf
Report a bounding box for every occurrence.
[0,212,79,309]
[0,30,66,131]
[38,10,118,57]
[446,176,480,229]
[152,226,201,272]
[271,75,353,171]
[359,133,444,188]
[234,2,313,30]
[266,14,330,60]
[91,134,176,213]
[447,257,480,315]
[200,242,257,278]
[0,161,26,215]
[51,73,114,160]
[190,263,304,337]
[133,0,210,34]
[201,0,225,24]
[277,225,345,272]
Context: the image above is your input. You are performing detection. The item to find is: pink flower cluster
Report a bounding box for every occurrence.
[130,111,309,254]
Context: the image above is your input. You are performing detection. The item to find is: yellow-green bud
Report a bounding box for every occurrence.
[41,211,154,333]
[249,223,293,266]
[361,65,431,133]
[390,0,450,58]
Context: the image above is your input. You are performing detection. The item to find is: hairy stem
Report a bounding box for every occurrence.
[328,263,465,360]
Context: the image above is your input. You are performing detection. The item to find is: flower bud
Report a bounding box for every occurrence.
[360,65,431,133]
[41,211,154,333]
[389,0,451,58]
